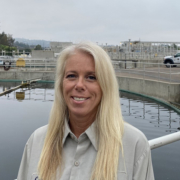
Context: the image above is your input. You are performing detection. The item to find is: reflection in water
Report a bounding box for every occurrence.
[0,82,180,180]
[1,82,180,133]
[0,82,54,102]
[16,92,25,101]
[120,92,180,133]
[119,92,180,180]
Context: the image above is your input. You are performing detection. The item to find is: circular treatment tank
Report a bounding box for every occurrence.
[0,82,180,180]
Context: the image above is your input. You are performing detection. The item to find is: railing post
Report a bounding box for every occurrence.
[143,63,145,80]
[158,63,160,81]
[170,64,171,83]
[125,54,126,69]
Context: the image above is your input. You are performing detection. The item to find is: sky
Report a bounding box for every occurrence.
[0,0,180,45]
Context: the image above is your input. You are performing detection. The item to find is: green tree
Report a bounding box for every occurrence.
[0,32,16,56]
[0,32,15,46]
[0,32,8,46]
[14,41,30,49]
[34,44,43,50]
[7,34,15,47]
[0,44,17,56]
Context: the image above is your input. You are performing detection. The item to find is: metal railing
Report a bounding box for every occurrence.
[0,60,56,72]
[1,60,180,84]
[149,131,180,149]
[108,52,174,60]
[113,61,180,83]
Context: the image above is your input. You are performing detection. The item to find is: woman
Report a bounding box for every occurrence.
[17,42,154,180]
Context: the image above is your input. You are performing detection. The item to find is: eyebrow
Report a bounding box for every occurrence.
[65,71,96,74]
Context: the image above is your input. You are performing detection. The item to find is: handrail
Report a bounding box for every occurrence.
[113,61,180,83]
[149,131,180,150]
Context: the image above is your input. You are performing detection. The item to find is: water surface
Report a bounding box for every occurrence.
[0,82,180,180]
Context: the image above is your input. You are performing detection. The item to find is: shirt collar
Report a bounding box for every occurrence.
[62,119,71,145]
[85,121,98,151]
[62,119,98,151]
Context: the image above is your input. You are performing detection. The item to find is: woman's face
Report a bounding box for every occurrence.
[63,51,102,119]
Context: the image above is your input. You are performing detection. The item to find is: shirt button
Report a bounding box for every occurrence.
[74,161,79,166]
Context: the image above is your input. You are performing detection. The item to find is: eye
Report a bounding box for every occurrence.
[66,74,76,78]
[87,75,96,80]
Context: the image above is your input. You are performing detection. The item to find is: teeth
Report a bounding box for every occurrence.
[73,97,86,101]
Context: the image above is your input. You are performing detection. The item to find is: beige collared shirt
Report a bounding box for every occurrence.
[17,121,154,180]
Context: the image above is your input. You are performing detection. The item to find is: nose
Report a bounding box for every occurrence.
[75,77,85,91]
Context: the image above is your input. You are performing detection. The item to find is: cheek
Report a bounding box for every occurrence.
[63,80,69,92]
[95,86,102,102]
[62,82,69,99]
[63,81,73,97]
[98,93,102,103]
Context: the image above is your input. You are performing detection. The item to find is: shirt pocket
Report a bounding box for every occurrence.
[31,172,39,180]
[117,171,127,180]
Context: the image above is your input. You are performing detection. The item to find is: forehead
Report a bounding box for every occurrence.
[65,51,95,71]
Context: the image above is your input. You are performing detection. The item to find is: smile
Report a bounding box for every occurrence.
[72,97,89,101]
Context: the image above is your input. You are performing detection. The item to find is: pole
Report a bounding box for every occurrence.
[149,131,180,150]
[158,63,160,81]
[143,63,145,80]
[170,64,171,83]
[125,54,126,69]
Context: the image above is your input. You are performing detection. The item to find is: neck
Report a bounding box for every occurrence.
[69,113,96,138]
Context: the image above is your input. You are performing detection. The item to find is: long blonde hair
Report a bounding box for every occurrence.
[38,42,124,180]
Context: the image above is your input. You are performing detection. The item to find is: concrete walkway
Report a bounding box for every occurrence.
[116,67,180,83]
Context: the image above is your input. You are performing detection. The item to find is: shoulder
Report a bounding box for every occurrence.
[123,122,150,163]
[31,125,48,141]
[123,122,148,146]
[17,125,49,179]
[27,125,48,151]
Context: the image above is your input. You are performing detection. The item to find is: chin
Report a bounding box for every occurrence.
[69,109,89,117]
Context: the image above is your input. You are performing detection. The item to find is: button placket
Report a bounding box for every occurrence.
[73,136,84,169]
[74,161,79,166]
[70,133,78,143]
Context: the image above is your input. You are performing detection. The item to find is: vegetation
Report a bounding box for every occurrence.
[172,43,180,50]
[0,44,16,51]
[34,44,43,50]
[0,32,16,55]
[0,31,45,55]
[0,32,15,47]
[14,41,30,49]
[14,41,32,52]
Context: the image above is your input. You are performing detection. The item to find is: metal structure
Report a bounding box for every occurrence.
[0,60,56,71]
[120,41,180,54]
[3,40,180,61]
[0,59,180,83]
[149,132,180,149]
[113,61,180,83]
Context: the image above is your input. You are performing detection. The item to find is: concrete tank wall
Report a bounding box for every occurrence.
[1,70,180,104]
[31,50,55,59]
[117,76,180,103]
[0,71,55,81]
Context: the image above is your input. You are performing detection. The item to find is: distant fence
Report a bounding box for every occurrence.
[113,61,180,83]
[0,60,56,72]
[0,50,174,61]
[108,52,174,60]
[1,59,180,84]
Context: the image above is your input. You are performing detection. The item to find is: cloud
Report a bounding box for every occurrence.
[0,0,180,44]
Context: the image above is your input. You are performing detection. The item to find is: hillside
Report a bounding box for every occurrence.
[15,38,50,48]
